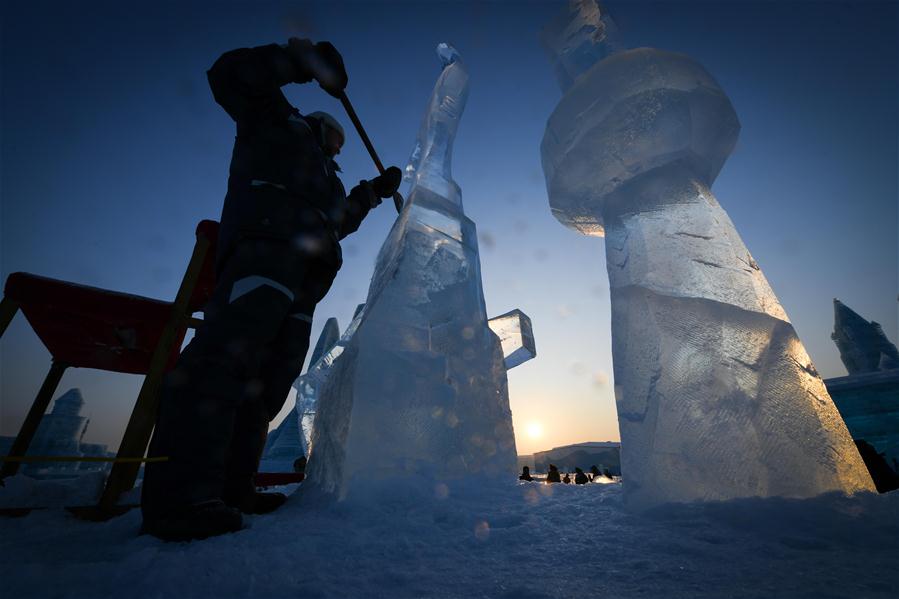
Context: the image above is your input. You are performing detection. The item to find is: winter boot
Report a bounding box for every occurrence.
[140,499,243,542]
[223,481,287,515]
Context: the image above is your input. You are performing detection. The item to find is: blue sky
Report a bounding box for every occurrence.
[1,1,896,455]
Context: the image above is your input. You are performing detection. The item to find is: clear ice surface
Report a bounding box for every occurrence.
[540,1,874,508]
[487,309,537,369]
[304,45,517,501]
[402,43,469,208]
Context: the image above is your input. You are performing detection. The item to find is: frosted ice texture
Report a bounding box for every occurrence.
[304,45,516,501]
[540,2,874,508]
[487,309,537,369]
[539,0,622,92]
[263,406,305,461]
[289,309,365,453]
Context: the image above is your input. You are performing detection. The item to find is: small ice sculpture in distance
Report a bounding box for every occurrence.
[540,1,874,508]
[304,44,517,501]
[488,309,536,369]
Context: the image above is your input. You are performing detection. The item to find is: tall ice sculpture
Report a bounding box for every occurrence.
[540,1,874,507]
[304,44,523,501]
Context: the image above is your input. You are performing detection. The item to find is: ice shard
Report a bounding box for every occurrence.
[310,317,341,366]
[262,407,304,463]
[263,317,344,462]
[304,44,517,501]
[540,1,874,507]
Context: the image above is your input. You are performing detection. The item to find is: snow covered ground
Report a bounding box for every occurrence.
[1,478,896,599]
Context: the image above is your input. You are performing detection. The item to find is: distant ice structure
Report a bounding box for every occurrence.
[28,389,88,474]
[304,44,519,501]
[831,299,899,374]
[539,1,874,507]
[7,388,114,477]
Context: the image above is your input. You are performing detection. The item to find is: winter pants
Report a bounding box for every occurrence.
[142,238,336,517]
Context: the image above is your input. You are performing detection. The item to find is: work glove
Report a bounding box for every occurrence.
[313,42,348,98]
[286,38,348,98]
[359,180,382,209]
[370,166,402,198]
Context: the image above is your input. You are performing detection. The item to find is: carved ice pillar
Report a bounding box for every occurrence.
[540,1,874,507]
[304,44,518,501]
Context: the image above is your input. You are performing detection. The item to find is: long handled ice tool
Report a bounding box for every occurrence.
[338,91,404,214]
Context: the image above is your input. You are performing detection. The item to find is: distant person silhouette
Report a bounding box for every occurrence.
[293,456,307,474]
[562,473,571,484]
[519,466,534,481]
[546,464,561,483]
[574,467,588,485]
[589,465,602,481]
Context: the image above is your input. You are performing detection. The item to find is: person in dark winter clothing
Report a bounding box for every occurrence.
[562,473,571,484]
[141,38,402,542]
[574,467,588,485]
[545,464,561,484]
[293,456,307,474]
[519,466,533,482]
[589,465,602,481]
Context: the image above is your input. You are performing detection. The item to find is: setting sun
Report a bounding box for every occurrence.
[526,421,543,439]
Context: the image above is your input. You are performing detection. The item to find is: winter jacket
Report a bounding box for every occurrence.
[206,43,375,274]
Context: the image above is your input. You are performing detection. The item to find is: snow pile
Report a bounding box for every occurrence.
[0,472,108,509]
[1,481,896,598]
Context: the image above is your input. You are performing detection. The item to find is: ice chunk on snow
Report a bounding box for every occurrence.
[488,309,536,369]
[540,1,874,508]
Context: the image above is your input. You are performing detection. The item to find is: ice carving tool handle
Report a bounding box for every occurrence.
[338,91,404,214]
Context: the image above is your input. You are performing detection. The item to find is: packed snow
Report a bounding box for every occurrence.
[1,478,896,598]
